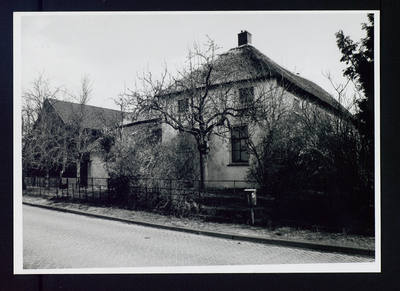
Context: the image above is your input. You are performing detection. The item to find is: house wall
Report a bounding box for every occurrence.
[158,78,309,189]
[134,77,332,190]
[162,122,177,142]
[205,133,253,189]
[88,152,108,186]
[204,79,293,187]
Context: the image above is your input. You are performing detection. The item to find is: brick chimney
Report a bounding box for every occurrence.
[238,30,252,46]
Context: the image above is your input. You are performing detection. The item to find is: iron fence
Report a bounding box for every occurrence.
[23,176,256,207]
[23,176,267,221]
[22,175,374,232]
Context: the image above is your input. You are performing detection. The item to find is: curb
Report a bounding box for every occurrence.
[23,202,375,257]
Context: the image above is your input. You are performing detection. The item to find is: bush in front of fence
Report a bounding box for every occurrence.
[107,174,135,205]
[23,175,374,235]
[106,176,199,217]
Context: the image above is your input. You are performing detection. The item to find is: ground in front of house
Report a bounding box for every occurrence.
[21,196,375,250]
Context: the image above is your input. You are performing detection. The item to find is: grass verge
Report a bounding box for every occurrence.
[22,195,375,250]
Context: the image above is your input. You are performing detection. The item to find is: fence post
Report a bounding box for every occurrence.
[92,177,94,201]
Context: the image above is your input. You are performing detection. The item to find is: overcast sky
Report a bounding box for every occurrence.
[16,11,376,111]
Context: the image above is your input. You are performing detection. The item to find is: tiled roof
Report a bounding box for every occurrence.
[47,99,123,130]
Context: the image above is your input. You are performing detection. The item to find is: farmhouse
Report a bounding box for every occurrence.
[140,31,351,188]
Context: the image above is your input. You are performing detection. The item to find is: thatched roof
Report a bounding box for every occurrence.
[168,44,351,117]
[46,99,123,130]
[223,45,347,114]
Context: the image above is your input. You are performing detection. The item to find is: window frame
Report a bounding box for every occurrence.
[231,125,249,164]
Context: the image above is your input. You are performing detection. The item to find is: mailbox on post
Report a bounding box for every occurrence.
[245,189,257,206]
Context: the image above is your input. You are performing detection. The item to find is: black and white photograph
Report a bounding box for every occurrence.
[14,11,380,274]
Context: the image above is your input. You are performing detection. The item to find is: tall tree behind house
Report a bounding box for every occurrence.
[335,13,374,195]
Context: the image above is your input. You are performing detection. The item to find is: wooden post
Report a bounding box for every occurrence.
[250,206,255,225]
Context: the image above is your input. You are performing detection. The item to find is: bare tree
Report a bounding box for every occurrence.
[64,75,96,186]
[243,80,303,197]
[22,73,66,188]
[128,38,277,188]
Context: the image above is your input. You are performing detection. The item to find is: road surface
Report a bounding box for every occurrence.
[23,205,374,269]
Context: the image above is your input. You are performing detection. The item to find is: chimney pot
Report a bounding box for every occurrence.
[238,30,252,46]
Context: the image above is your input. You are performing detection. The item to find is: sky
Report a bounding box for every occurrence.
[16,11,377,111]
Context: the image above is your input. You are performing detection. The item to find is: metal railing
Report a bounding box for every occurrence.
[22,175,373,231]
[23,176,255,205]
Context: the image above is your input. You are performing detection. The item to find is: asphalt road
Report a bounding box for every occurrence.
[23,205,374,269]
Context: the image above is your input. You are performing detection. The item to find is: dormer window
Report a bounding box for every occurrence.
[178,98,189,113]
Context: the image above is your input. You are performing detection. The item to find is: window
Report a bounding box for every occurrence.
[178,99,189,113]
[231,125,249,163]
[239,87,254,108]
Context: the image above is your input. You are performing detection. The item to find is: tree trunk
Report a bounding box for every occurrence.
[199,151,205,189]
[76,158,81,188]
